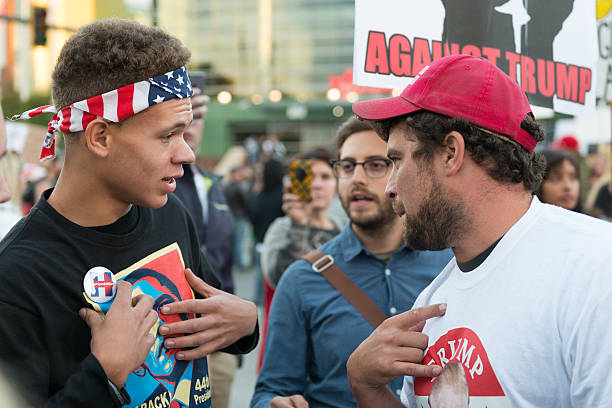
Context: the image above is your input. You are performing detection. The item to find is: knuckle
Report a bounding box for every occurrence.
[406,309,420,320]
[186,320,199,333]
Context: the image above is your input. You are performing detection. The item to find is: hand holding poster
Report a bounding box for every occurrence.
[354,0,598,115]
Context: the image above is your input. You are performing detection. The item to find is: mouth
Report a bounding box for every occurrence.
[161,177,176,186]
[350,191,375,204]
[162,170,184,186]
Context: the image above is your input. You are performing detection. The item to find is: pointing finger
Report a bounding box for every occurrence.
[394,361,442,378]
[397,304,447,330]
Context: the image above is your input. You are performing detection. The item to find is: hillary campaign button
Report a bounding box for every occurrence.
[83,266,117,303]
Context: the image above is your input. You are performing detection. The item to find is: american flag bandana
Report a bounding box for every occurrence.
[12,66,193,161]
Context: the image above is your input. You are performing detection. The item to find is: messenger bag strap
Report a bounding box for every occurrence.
[302,250,387,328]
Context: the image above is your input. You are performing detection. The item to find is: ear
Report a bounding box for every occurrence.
[83,119,115,158]
[441,131,466,177]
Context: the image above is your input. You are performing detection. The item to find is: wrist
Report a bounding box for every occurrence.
[241,300,258,337]
[107,378,131,407]
[94,351,128,388]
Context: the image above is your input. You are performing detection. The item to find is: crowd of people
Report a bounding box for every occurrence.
[0,17,611,408]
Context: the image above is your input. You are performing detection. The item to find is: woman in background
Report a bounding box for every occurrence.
[537,150,582,212]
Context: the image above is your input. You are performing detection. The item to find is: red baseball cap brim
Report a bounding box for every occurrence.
[352,92,422,121]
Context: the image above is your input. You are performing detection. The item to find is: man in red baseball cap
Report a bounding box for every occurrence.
[346,55,612,407]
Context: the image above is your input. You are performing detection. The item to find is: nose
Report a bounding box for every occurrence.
[350,163,368,185]
[561,177,573,192]
[385,167,397,200]
[174,136,196,165]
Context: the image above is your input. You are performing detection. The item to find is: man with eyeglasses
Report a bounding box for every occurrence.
[251,117,452,408]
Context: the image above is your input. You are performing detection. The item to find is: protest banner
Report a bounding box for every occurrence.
[354,0,598,115]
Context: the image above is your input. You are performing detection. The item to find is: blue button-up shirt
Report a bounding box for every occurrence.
[251,223,453,408]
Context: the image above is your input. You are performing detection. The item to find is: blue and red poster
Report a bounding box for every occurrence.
[84,243,211,408]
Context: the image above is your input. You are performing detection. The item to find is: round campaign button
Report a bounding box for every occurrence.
[83,266,117,303]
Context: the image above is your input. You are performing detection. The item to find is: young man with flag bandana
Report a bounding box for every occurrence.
[0,18,258,408]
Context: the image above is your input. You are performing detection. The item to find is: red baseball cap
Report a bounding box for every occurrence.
[550,135,579,152]
[352,55,538,152]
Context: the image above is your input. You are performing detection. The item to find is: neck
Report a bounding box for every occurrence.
[48,162,131,227]
[310,207,334,230]
[352,217,403,254]
[451,184,532,263]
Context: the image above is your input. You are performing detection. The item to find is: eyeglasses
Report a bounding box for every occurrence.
[330,158,392,179]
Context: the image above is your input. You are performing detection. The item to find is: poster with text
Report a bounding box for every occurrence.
[354,0,598,115]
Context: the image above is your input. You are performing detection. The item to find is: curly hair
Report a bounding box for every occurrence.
[374,111,546,193]
[51,18,191,110]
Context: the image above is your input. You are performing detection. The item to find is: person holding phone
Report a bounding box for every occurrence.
[255,147,343,371]
[261,147,343,290]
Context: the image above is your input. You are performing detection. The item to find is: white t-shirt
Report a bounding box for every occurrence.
[401,197,612,408]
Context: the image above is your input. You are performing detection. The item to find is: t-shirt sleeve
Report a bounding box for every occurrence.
[400,375,416,408]
[0,301,118,408]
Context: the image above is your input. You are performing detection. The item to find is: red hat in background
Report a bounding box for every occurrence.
[352,54,538,152]
[550,135,579,153]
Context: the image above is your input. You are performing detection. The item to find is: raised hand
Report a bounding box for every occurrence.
[270,394,309,408]
[158,268,257,360]
[346,304,447,406]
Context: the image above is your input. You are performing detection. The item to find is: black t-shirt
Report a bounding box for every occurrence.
[0,190,257,407]
[457,236,503,272]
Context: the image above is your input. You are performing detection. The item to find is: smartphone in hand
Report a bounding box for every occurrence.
[288,160,312,202]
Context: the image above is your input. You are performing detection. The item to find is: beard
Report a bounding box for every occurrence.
[340,187,398,234]
[401,179,468,251]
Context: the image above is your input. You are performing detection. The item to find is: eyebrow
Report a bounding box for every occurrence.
[386,148,403,157]
[166,120,191,133]
[339,155,388,161]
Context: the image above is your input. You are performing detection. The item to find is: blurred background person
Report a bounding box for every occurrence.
[223,166,254,271]
[590,178,612,221]
[0,105,21,238]
[174,86,238,408]
[537,150,583,213]
[249,158,285,305]
[21,177,54,215]
[262,134,286,161]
